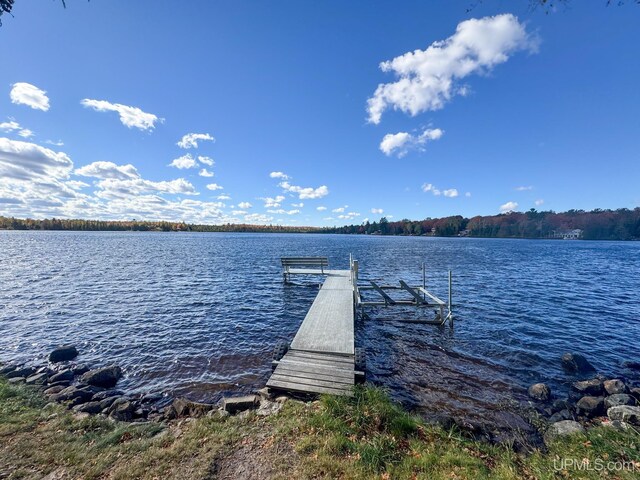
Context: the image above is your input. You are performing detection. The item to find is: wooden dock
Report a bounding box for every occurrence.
[268,264,357,396]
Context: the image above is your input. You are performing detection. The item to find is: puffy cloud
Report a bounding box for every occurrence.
[206,183,224,191]
[76,161,139,180]
[371,208,384,214]
[367,14,537,124]
[291,202,304,208]
[217,194,231,200]
[198,156,214,166]
[199,168,214,177]
[0,119,34,139]
[0,137,73,181]
[316,206,327,211]
[244,213,274,223]
[535,199,544,206]
[443,188,458,198]
[94,177,197,200]
[10,83,50,111]
[45,139,64,147]
[81,99,162,131]
[262,195,285,208]
[169,154,198,169]
[380,128,443,157]
[421,183,441,196]
[177,133,215,149]
[269,171,289,179]
[267,208,300,215]
[499,201,519,213]
[338,212,361,220]
[332,206,347,213]
[238,201,252,209]
[279,181,329,199]
[515,185,533,191]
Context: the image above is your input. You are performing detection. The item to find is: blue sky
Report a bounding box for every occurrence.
[1,1,639,226]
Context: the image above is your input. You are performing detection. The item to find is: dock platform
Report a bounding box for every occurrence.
[268,264,357,396]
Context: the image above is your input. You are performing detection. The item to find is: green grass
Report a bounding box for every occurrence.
[1,378,639,479]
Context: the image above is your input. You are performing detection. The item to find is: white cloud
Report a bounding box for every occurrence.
[280,181,329,199]
[198,156,214,166]
[499,201,519,213]
[45,139,64,147]
[217,194,231,200]
[206,183,224,191]
[380,128,443,157]
[94,177,197,199]
[421,183,441,196]
[177,133,215,149]
[371,208,384,214]
[269,171,289,179]
[169,154,197,169]
[262,195,285,208]
[81,99,161,131]
[267,208,300,215]
[465,192,472,197]
[0,119,35,139]
[443,188,459,198]
[10,83,50,111]
[515,185,533,191]
[199,168,214,177]
[367,14,537,124]
[76,161,139,180]
[238,201,252,209]
[291,202,304,208]
[0,137,73,181]
[316,206,327,211]
[232,210,247,215]
[535,199,544,206]
[244,213,274,224]
[338,212,361,220]
[332,206,346,213]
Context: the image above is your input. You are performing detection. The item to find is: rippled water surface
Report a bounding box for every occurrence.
[1,232,639,429]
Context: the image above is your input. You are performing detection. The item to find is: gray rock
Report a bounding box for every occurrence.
[98,396,122,411]
[257,400,282,417]
[49,370,74,384]
[49,385,95,404]
[0,364,19,375]
[562,353,596,373]
[8,377,26,384]
[607,405,640,425]
[549,409,573,423]
[172,398,216,418]
[140,392,163,404]
[109,398,137,421]
[44,385,67,395]
[92,390,124,402]
[576,396,605,417]
[603,379,628,395]
[46,380,71,390]
[49,346,79,363]
[6,366,36,379]
[25,372,49,385]
[551,399,571,413]
[223,395,259,414]
[72,364,89,376]
[630,387,640,401]
[80,365,122,388]
[528,383,551,401]
[73,401,103,414]
[605,394,636,409]
[545,420,585,443]
[572,378,603,396]
[257,387,273,401]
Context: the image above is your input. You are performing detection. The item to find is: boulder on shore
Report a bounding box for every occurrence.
[223,395,259,414]
[49,370,74,384]
[576,396,605,417]
[603,379,628,395]
[528,383,551,402]
[544,420,585,444]
[172,398,216,418]
[561,353,596,374]
[80,365,122,388]
[572,378,603,396]
[604,394,636,409]
[607,405,640,425]
[49,346,79,363]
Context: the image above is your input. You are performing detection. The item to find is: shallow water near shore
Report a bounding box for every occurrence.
[1,231,639,432]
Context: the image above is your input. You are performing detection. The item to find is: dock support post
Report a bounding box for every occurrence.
[422,262,426,301]
[448,270,453,326]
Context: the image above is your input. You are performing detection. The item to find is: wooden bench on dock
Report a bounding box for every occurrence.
[281,256,329,282]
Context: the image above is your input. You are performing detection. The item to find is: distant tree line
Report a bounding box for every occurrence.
[0,217,321,234]
[322,208,640,241]
[1,207,639,240]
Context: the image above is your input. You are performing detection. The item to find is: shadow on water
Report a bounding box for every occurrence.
[1,232,639,442]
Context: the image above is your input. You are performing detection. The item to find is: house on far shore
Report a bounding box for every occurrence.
[552,228,583,240]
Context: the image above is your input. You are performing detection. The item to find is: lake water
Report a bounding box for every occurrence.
[1,231,639,433]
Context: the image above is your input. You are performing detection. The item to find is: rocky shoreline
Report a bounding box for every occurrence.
[527,352,640,443]
[0,345,283,425]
